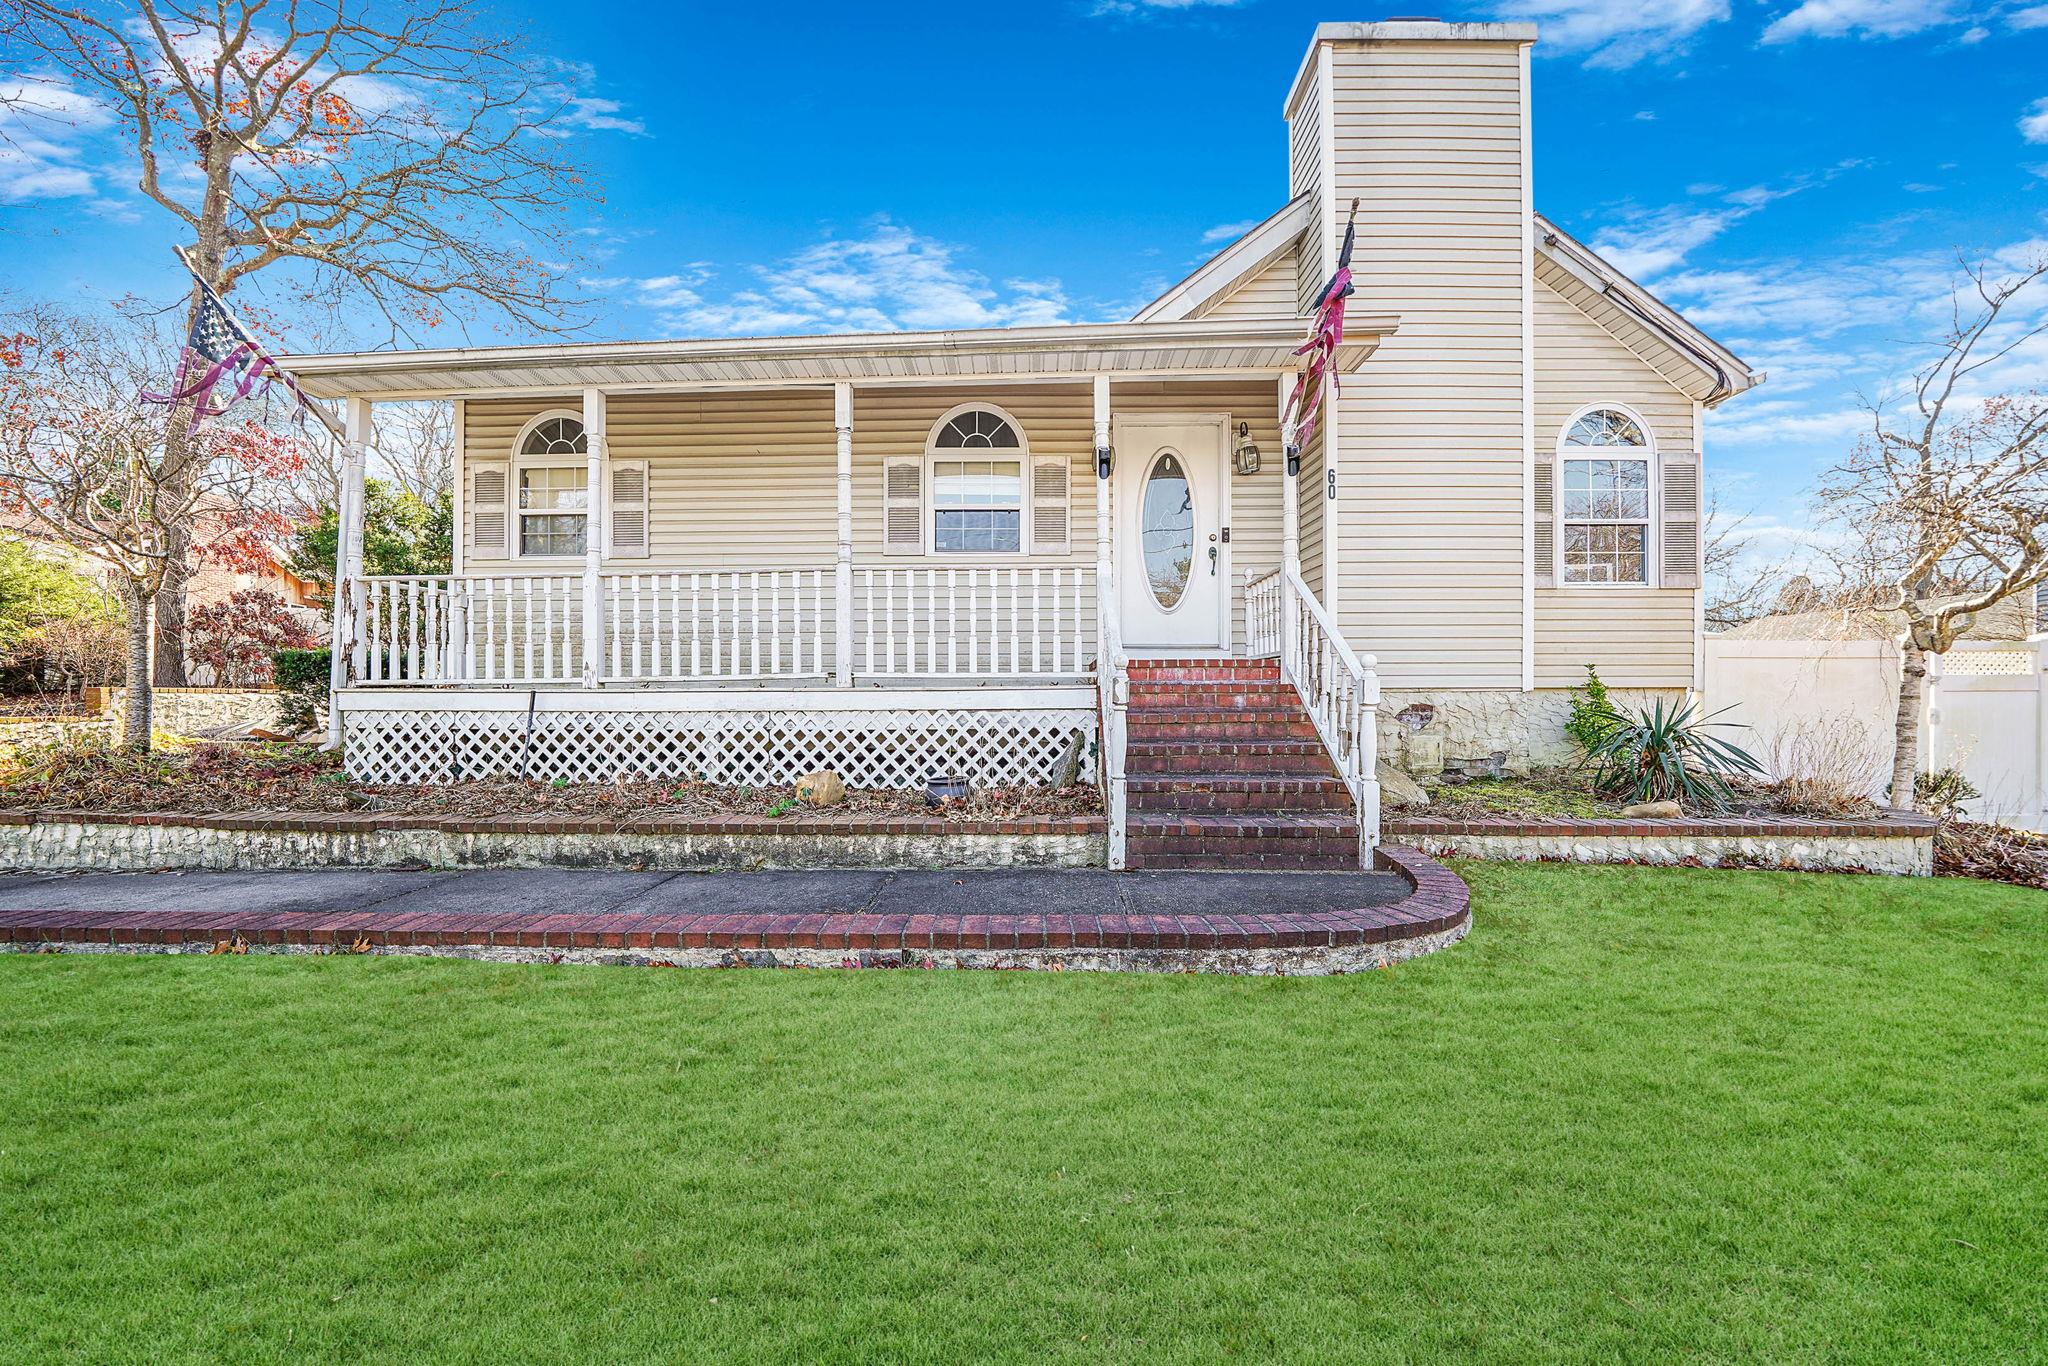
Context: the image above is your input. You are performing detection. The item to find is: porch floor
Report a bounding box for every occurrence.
[0,865,1456,964]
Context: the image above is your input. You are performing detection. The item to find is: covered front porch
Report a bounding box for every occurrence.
[291,317,1393,866]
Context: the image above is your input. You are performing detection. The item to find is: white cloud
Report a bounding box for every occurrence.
[1090,0,1243,14]
[0,73,114,204]
[1200,219,1259,243]
[1587,163,1867,281]
[2012,4,2048,28]
[2022,97,2048,144]
[596,220,1076,337]
[549,97,646,137]
[1490,0,1729,69]
[1762,0,1965,43]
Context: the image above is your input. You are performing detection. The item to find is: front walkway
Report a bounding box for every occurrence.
[0,857,1469,974]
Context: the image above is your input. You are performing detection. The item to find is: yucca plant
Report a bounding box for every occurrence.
[1580,697,1763,811]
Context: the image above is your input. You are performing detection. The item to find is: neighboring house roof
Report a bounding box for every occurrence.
[1718,596,2035,643]
[282,315,1398,401]
[1131,195,1315,323]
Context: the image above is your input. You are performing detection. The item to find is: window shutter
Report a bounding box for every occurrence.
[1029,456,1070,554]
[469,463,508,559]
[608,459,650,558]
[884,457,923,555]
[1661,457,1701,589]
[1532,457,1556,588]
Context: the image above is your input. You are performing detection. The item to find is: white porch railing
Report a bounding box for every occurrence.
[856,566,1094,680]
[1247,564,1381,850]
[603,570,831,682]
[358,566,1096,686]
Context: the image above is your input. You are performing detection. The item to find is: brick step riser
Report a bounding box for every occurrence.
[1127,688,1300,710]
[1126,665,1283,685]
[1125,751,1339,777]
[1128,721,1321,742]
[1127,790,1354,814]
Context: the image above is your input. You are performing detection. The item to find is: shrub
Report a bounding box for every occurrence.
[272,647,330,734]
[1914,767,1980,819]
[1580,697,1763,811]
[1763,717,1883,818]
[189,589,321,686]
[1564,664,1622,754]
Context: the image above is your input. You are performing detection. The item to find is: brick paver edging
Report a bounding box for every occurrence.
[0,808,1104,838]
[0,845,1468,962]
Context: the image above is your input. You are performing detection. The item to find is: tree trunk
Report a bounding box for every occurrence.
[121,580,156,753]
[1890,640,1927,808]
[152,548,191,686]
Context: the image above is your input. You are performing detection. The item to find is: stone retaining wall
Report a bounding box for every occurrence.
[1385,813,1937,876]
[0,810,1105,872]
[113,688,281,736]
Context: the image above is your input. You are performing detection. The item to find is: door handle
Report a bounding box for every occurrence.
[1208,545,1219,576]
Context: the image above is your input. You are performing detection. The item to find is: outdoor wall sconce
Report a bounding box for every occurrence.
[1232,422,1261,475]
[1285,446,1301,478]
[1096,444,1113,478]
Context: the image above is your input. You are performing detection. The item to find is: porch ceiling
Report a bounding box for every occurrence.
[282,317,1397,401]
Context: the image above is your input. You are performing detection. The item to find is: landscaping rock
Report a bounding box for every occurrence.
[1376,762,1429,810]
[1619,800,1684,818]
[796,770,846,807]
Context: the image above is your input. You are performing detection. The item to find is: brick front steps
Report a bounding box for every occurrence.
[1123,658,1360,870]
[1385,812,1939,876]
[0,846,1471,976]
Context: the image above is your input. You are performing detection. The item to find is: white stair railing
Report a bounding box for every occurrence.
[1247,564,1381,855]
[1096,610,1129,870]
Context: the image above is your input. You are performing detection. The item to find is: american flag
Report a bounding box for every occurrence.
[143,273,321,433]
[1279,198,1360,467]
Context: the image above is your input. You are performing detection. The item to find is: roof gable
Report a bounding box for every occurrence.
[1132,195,1313,323]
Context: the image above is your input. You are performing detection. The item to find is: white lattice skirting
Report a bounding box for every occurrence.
[344,703,1098,788]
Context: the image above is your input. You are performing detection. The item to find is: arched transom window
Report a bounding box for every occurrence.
[515,413,589,557]
[1559,407,1652,585]
[928,407,1026,553]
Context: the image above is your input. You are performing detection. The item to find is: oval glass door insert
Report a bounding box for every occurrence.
[1140,450,1195,611]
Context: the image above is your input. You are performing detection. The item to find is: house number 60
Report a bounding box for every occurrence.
[1326,469,1337,501]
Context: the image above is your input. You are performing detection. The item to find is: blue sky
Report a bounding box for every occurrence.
[5,0,2048,568]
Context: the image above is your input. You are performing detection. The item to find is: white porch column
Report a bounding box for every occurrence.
[1093,375,1114,640]
[1278,374,1301,576]
[326,395,371,748]
[834,382,854,687]
[581,387,607,688]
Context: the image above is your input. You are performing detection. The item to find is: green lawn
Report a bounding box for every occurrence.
[2,866,2043,1363]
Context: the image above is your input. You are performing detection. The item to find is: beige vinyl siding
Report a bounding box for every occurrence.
[1534,253,1720,404]
[1288,61,1326,315]
[1198,249,1302,321]
[1324,37,1529,689]
[1296,426,1325,595]
[1533,278,1697,688]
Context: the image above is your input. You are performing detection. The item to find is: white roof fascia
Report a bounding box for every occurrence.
[1534,213,1762,405]
[281,314,1398,400]
[1132,194,1315,324]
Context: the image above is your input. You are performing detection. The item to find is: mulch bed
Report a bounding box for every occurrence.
[1934,820,2048,891]
[0,741,1101,823]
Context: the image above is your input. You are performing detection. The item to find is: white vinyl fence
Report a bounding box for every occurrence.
[1703,635,2048,831]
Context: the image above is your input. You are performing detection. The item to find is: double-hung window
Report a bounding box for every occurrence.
[1560,408,1652,585]
[930,408,1023,554]
[516,415,588,558]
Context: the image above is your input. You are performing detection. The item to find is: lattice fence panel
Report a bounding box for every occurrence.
[1942,650,2034,677]
[345,708,1097,788]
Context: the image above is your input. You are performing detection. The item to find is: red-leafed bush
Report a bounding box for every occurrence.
[187,589,320,686]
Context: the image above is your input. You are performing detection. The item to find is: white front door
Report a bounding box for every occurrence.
[1114,416,1227,650]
